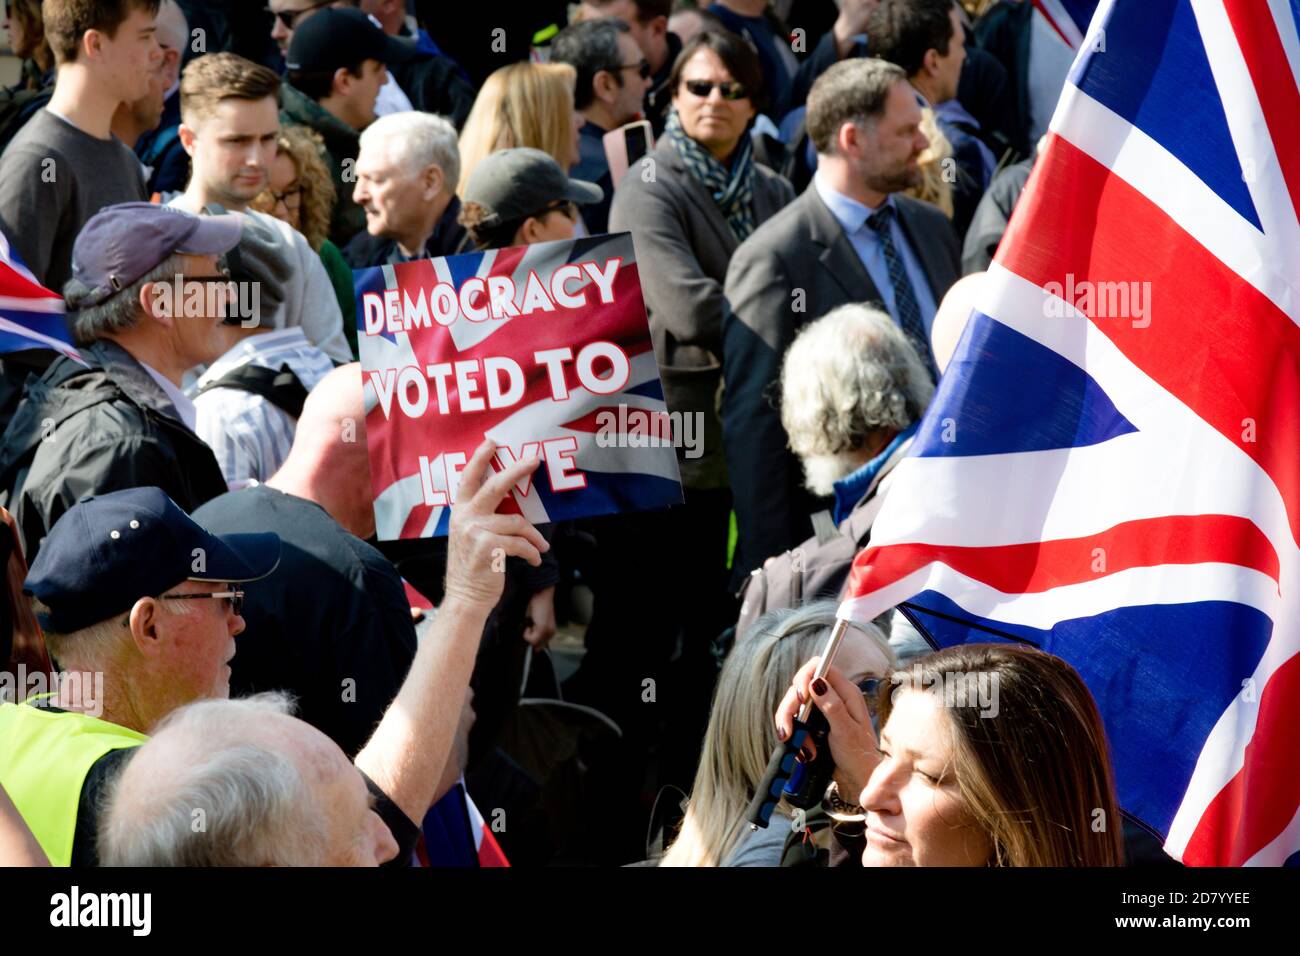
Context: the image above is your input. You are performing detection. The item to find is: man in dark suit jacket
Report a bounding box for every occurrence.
[722,58,960,581]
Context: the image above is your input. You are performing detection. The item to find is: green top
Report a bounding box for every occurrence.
[318,238,358,359]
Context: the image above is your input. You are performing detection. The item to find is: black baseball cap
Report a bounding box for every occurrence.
[64,203,242,310]
[462,148,603,228]
[285,8,416,73]
[25,487,281,634]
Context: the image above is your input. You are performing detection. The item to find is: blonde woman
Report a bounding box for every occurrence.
[777,643,1128,866]
[904,107,955,219]
[250,125,357,357]
[456,61,583,195]
[661,602,894,867]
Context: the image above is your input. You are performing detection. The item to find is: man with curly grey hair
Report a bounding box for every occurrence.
[736,304,933,641]
[780,302,933,509]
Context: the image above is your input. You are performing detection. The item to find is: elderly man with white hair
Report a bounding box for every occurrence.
[736,303,933,643]
[344,110,468,268]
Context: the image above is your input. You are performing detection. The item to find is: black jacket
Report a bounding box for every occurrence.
[389,30,477,129]
[0,340,227,562]
[342,196,469,269]
[973,0,1035,157]
[961,157,1034,274]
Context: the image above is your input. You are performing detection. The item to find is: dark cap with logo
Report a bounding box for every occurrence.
[63,202,242,310]
[462,147,604,228]
[24,487,281,634]
[285,8,416,72]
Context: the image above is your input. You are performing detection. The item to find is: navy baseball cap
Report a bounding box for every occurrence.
[25,487,281,634]
[64,202,243,310]
[285,8,415,73]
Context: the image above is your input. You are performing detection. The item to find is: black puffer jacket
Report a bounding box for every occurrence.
[0,340,227,563]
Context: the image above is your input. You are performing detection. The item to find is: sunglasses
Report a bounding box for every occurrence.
[682,79,750,101]
[266,0,331,31]
[617,60,652,80]
[536,199,578,221]
[160,589,245,615]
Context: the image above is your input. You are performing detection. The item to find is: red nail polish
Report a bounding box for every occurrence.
[811,677,828,696]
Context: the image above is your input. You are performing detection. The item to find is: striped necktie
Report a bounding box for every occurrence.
[867,204,938,379]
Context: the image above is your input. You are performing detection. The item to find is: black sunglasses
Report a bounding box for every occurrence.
[535,199,577,221]
[160,589,245,615]
[267,0,331,31]
[683,79,749,101]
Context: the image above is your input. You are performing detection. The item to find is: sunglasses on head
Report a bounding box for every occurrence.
[683,79,749,101]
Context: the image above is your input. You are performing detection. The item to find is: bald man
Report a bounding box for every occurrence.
[930,271,984,374]
[191,364,415,758]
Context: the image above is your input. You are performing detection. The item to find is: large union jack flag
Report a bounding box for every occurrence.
[0,228,78,363]
[839,0,1300,866]
[356,233,682,540]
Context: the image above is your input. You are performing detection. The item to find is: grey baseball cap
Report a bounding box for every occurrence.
[462,148,603,228]
[64,202,243,309]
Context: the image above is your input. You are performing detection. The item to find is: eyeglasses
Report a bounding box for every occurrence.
[537,199,577,221]
[180,268,235,295]
[617,60,652,80]
[160,589,246,615]
[266,0,332,31]
[682,79,750,101]
[269,186,302,212]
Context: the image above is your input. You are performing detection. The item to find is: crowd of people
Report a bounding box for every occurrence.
[0,0,1170,868]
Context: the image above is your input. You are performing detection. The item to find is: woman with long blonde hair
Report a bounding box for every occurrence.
[661,602,894,867]
[456,61,583,196]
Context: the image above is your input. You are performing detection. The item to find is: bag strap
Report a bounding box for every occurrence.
[809,510,840,547]
[196,362,308,419]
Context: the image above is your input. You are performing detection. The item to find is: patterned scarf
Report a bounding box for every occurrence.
[665,108,757,242]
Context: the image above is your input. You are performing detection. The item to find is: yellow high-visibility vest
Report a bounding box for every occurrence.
[0,699,146,866]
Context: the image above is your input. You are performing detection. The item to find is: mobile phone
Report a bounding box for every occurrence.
[603,120,654,187]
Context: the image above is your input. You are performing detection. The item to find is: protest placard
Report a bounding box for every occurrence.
[356,233,683,539]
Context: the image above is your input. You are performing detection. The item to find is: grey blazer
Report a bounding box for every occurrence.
[609,141,795,489]
[721,184,960,580]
